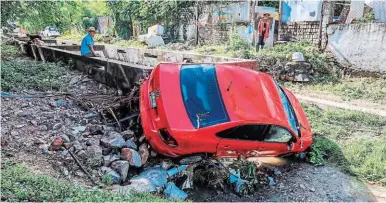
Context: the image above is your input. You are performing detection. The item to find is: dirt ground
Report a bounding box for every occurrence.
[189,161,384,202]
[1,62,385,202]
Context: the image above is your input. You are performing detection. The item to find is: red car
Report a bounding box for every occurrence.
[140,62,312,158]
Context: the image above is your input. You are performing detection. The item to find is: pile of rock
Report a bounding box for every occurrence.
[279,61,314,82]
[50,126,150,184]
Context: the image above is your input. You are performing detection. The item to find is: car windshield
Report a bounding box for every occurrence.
[49,27,57,31]
[180,64,230,129]
[275,82,299,135]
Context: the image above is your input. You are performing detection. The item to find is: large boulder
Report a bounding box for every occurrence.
[111,160,130,182]
[121,148,142,167]
[86,145,103,167]
[100,131,125,149]
[101,167,120,184]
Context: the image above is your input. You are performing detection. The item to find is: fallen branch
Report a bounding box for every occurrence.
[65,147,99,186]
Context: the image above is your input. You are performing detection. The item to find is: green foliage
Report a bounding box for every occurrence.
[309,136,346,166]
[258,0,280,8]
[1,1,22,28]
[355,12,376,23]
[1,60,69,92]
[1,1,110,33]
[343,139,386,185]
[107,1,195,39]
[227,33,250,52]
[303,104,386,184]
[256,41,328,72]
[1,42,21,59]
[1,162,167,202]
[101,174,113,186]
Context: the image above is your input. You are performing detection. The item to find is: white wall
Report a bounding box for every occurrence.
[327,23,386,73]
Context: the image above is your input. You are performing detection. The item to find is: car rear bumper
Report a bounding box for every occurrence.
[140,80,182,157]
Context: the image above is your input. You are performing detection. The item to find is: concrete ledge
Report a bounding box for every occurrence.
[9,36,258,94]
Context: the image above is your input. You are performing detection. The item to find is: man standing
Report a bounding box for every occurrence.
[257,12,271,51]
[81,27,99,57]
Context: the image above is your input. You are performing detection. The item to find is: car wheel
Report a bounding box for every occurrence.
[134,72,148,85]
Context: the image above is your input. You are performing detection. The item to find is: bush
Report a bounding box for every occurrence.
[255,41,328,73]
[1,60,70,92]
[1,42,21,59]
[227,33,250,52]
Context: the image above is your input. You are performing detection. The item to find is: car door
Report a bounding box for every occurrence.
[216,124,269,158]
[251,125,295,156]
[216,124,295,158]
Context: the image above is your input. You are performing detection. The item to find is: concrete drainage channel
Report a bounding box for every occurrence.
[5,36,299,201]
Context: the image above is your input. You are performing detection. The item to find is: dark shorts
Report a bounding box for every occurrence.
[82,52,94,57]
[258,31,266,46]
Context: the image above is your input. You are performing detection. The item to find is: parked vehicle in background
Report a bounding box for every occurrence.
[140,62,313,159]
[41,27,60,38]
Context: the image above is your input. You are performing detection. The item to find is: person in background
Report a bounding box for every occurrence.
[80,27,99,57]
[257,12,271,51]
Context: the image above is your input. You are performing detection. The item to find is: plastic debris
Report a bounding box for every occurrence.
[56,99,63,107]
[161,160,173,170]
[268,176,276,185]
[181,165,195,189]
[167,165,187,177]
[229,168,248,194]
[0,92,33,98]
[164,182,188,201]
[274,168,282,176]
[128,167,168,192]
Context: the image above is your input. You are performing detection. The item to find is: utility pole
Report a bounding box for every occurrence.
[250,0,257,46]
[195,1,199,46]
[278,0,282,41]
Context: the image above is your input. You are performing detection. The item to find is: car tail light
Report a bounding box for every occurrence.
[158,129,178,147]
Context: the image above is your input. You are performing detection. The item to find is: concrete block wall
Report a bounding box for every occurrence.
[279,22,321,43]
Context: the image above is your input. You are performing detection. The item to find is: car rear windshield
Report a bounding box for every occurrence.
[49,27,57,31]
[275,82,299,135]
[180,64,230,129]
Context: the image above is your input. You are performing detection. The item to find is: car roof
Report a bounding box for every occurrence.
[214,64,291,128]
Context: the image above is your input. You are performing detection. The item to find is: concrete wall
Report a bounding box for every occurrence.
[327,23,386,73]
[9,36,257,93]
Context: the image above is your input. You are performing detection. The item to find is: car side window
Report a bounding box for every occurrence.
[216,125,269,141]
[264,125,293,143]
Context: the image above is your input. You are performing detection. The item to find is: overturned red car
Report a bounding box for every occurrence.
[140,62,312,158]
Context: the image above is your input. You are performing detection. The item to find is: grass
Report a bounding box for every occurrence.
[1,161,167,202]
[304,104,386,185]
[284,77,386,103]
[1,60,70,92]
[1,42,22,59]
